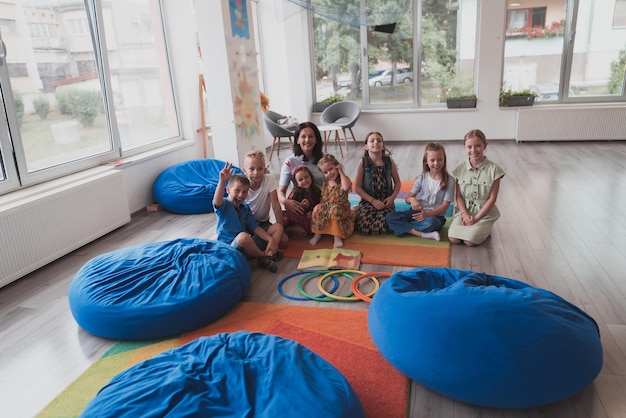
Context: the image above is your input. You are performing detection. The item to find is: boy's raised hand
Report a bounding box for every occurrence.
[219,162,234,182]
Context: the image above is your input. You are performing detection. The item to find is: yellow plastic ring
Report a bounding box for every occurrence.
[316,269,374,301]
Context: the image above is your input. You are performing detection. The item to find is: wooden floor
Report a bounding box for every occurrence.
[1,140,625,417]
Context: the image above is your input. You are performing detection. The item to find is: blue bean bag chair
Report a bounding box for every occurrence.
[368,267,603,408]
[152,159,243,214]
[69,238,251,340]
[80,331,365,417]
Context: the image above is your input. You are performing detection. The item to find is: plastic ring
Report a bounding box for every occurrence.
[278,270,339,301]
[317,270,369,301]
[298,271,356,302]
[351,272,389,302]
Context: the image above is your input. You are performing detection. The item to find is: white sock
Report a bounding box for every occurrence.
[309,234,322,246]
[333,236,344,248]
[422,231,440,241]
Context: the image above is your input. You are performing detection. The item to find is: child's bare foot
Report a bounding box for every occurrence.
[309,234,322,246]
[333,236,343,248]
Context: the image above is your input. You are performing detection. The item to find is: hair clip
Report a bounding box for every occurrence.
[291,163,306,176]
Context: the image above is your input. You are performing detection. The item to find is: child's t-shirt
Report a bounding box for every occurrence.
[410,173,455,212]
[214,199,258,244]
[246,174,276,223]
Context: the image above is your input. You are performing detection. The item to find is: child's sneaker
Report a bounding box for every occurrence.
[272,251,284,262]
[259,256,277,273]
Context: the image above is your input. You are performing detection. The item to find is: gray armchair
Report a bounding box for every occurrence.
[263,110,295,161]
[320,101,361,150]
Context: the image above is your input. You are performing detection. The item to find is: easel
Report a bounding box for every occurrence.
[197,74,211,158]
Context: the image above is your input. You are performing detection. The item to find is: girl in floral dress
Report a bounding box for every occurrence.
[354,131,401,234]
[309,154,355,248]
[284,164,321,237]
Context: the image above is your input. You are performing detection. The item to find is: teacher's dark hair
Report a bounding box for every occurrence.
[293,122,324,164]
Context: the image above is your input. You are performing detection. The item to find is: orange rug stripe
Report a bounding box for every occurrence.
[283,231,451,268]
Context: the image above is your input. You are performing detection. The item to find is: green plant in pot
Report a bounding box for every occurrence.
[313,92,344,112]
[442,77,477,108]
[499,89,538,107]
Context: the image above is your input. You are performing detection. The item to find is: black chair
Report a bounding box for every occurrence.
[263,110,295,160]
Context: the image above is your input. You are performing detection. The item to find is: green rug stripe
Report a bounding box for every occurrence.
[36,353,132,418]
[38,338,179,417]
[102,338,173,358]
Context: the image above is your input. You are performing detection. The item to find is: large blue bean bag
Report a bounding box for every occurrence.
[69,238,251,340]
[152,159,243,214]
[80,331,365,417]
[368,267,603,408]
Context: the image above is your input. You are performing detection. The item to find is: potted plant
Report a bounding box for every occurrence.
[313,92,344,112]
[440,77,477,108]
[499,89,538,107]
[446,93,477,109]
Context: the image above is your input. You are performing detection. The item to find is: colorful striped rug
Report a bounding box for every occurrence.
[37,302,408,418]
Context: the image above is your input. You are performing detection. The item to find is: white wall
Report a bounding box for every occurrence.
[256,1,313,127]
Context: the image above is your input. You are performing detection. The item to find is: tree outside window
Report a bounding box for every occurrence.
[312,0,477,108]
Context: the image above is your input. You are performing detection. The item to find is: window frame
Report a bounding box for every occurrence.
[311,0,478,110]
[0,0,182,195]
[503,0,626,105]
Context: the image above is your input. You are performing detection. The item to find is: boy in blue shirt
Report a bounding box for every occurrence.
[213,162,281,272]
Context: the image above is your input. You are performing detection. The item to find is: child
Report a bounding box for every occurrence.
[213,162,282,272]
[448,129,505,246]
[385,142,455,241]
[242,150,287,249]
[309,154,355,248]
[284,164,321,237]
[354,131,401,234]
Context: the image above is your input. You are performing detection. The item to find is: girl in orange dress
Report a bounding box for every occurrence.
[309,154,355,248]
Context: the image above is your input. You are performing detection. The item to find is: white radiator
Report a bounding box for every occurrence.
[0,170,131,288]
[516,106,626,142]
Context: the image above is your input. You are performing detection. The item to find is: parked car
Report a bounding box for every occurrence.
[529,83,575,101]
[368,68,413,87]
[337,73,353,89]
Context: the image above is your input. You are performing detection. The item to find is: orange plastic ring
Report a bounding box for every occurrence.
[351,272,391,302]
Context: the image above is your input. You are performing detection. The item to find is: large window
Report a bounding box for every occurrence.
[312,0,478,109]
[503,0,626,103]
[0,0,180,195]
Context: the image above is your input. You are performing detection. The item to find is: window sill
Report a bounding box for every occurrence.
[0,140,194,208]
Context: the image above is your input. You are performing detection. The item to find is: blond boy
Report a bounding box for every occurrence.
[242,150,288,250]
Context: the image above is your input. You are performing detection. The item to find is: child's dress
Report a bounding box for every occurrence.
[448,158,505,244]
[310,181,355,239]
[284,186,321,234]
[355,162,394,234]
